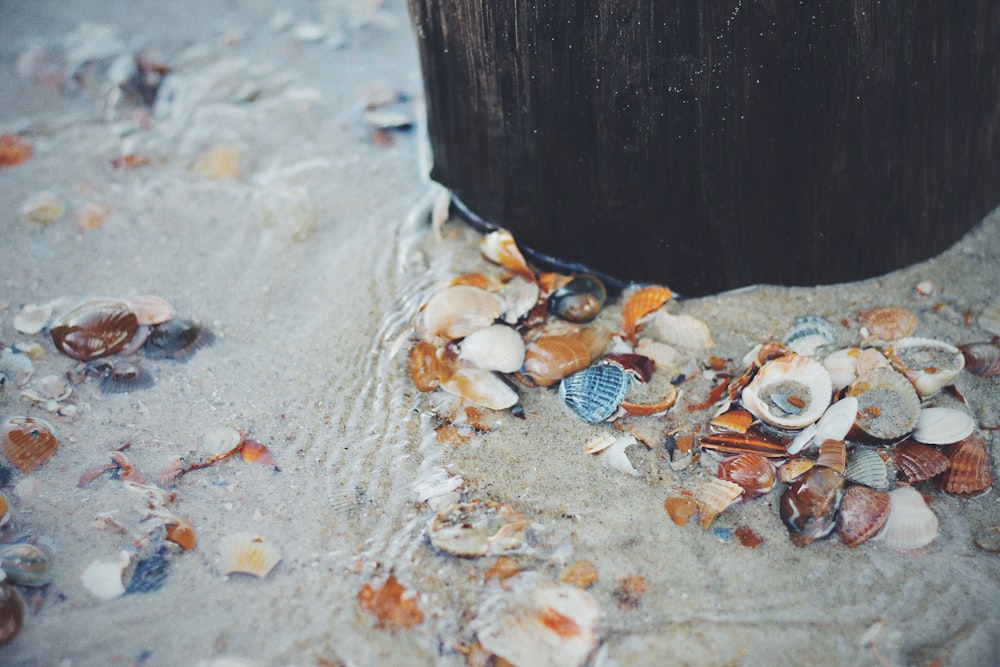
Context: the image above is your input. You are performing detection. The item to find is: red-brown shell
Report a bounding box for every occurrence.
[698,427,789,458]
[0,134,33,168]
[522,335,591,387]
[0,582,24,647]
[894,440,949,483]
[836,484,891,548]
[622,285,673,343]
[858,306,918,342]
[959,339,1000,378]
[717,454,776,500]
[815,439,847,473]
[779,466,845,547]
[939,432,993,495]
[49,300,138,361]
[1,417,59,474]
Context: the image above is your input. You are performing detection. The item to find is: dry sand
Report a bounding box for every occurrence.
[2,2,1000,666]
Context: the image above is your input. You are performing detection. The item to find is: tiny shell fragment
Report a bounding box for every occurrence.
[20,191,65,225]
[219,533,281,577]
[80,551,132,600]
[74,202,112,230]
[429,500,527,557]
[558,561,599,589]
[358,574,424,630]
[192,144,242,180]
[0,134,33,167]
[663,496,697,526]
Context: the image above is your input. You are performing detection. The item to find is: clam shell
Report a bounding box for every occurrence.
[559,363,631,424]
[814,397,859,444]
[894,440,949,483]
[646,311,715,349]
[696,478,743,528]
[717,454,776,500]
[778,457,815,483]
[219,533,281,577]
[698,427,789,458]
[420,285,503,341]
[847,367,921,442]
[783,316,836,356]
[497,276,541,324]
[959,340,1000,378]
[843,448,890,490]
[741,354,832,429]
[779,466,844,546]
[0,543,53,587]
[875,486,939,551]
[912,407,975,445]
[822,347,860,390]
[2,416,59,473]
[888,337,965,398]
[522,335,592,387]
[939,432,993,495]
[623,285,674,342]
[80,551,132,600]
[836,485,891,548]
[142,317,212,360]
[441,367,519,410]
[479,229,534,282]
[459,324,526,373]
[815,439,847,473]
[125,294,175,326]
[0,583,24,647]
[858,306,918,342]
[49,299,138,361]
[549,275,606,323]
[429,500,527,557]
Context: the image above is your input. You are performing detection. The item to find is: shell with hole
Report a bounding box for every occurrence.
[741,354,833,430]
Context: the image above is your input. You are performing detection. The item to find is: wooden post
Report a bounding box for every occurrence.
[407,1,1000,295]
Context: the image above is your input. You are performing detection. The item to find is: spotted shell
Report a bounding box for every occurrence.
[559,363,631,424]
[887,337,965,398]
[874,486,938,551]
[783,316,835,356]
[912,407,975,445]
[843,448,889,490]
[939,432,993,495]
[836,485,891,548]
[847,368,921,443]
[958,339,1000,378]
[420,285,503,341]
[894,440,949,483]
[2,417,59,473]
[741,354,832,429]
[858,306,918,343]
[717,454,776,500]
[522,335,592,387]
[623,285,674,342]
[696,478,743,528]
[779,466,845,547]
[49,299,139,361]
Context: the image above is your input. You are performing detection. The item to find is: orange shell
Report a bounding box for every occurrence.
[698,428,789,458]
[717,454,776,500]
[479,230,535,282]
[409,340,444,391]
[2,417,59,474]
[778,457,815,483]
[620,384,678,417]
[0,134,33,168]
[240,439,277,466]
[858,306,918,342]
[623,286,674,343]
[558,560,599,589]
[710,408,755,434]
[815,439,847,473]
[663,496,697,526]
[940,432,993,495]
[894,440,949,483]
[358,574,424,630]
[696,478,743,528]
[522,336,591,386]
[165,516,198,551]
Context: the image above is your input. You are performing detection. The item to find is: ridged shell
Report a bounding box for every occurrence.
[858,306,918,342]
[479,229,535,282]
[623,285,674,342]
[698,428,789,458]
[663,496,697,526]
[939,433,993,495]
[219,533,282,577]
[459,324,526,373]
[779,466,844,547]
[959,340,1000,378]
[441,367,519,410]
[696,478,743,528]
[710,409,755,434]
[843,448,889,490]
[717,454,776,500]
[429,500,527,557]
[646,311,715,349]
[894,440,949,483]
[847,368,921,442]
[420,285,503,341]
[549,275,606,323]
[522,336,592,387]
[2,417,59,473]
[783,316,836,356]
[559,363,631,424]
[741,354,832,429]
[815,439,847,473]
[778,457,815,483]
[49,299,138,361]
[0,543,53,587]
[0,583,24,647]
[875,486,939,551]
[823,347,860,390]
[912,407,975,445]
[836,485,891,548]
[888,337,965,398]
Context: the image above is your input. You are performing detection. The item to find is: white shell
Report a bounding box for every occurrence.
[219,533,282,577]
[888,337,965,398]
[587,434,640,476]
[420,285,503,341]
[201,426,243,458]
[13,303,54,334]
[497,277,540,324]
[875,486,939,550]
[787,424,817,455]
[459,324,526,373]
[634,338,679,370]
[814,397,859,443]
[440,367,519,410]
[912,407,976,445]
[783,316,835,356]
[823,347,860,391]
[646,311,715,349]
[741,354,832,429]
[80,551,132,600]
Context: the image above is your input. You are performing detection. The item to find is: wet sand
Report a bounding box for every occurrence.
[1,2,999,666]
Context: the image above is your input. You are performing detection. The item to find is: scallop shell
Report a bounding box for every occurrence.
[646,311,715,349]
[441,367,519,410]
[858,306,918,342]
[696,478,743,528]
[420,285,503,341]
[429,500,527,557]
[779,466,845,547]
[219,533,281,577]
[912,407,975,445]
[663,496,697,526]
[459,324,526,373]
[823,347,861,390]
[783,316,836,356]
[0,543,53,587]
[843,448,889,490]
[959,340,1000,377]
[479,229,534,282]
[2,416,59,473]
[549,275,606,323]
[939,432,993,495]
[815,439,847,473]
[741,354,832,429]
[894,440,949,483]
[559,363,631,424]
[522,335,592,387]
[887,337,965,398]
[836,485,891,548]
[847,367,921,442]
[623,285,674,342]
[717,454,776,500]
[875,486,939,551]
[0,583,24,647]
[49,299,139,361]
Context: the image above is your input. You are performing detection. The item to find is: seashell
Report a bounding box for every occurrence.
[911,407,975,445]
[779,466,845,547]
[0,583,24,647]
[14,303,54,334]
[81,551,132,600]
[623,285,674,342]
[843,448,889,490]
[358,573,424,630]
[698,427,789,458]
[646,311,715,349]
[49,299,138,361]
[164,515,198,551]
[939,432,993,495]
[710,408,755,434]
[558,561,599,589]
[858,306,919,343]
[894,440,949,483]
[450,271,499,290]
[0,543,53,587]
[814,397,859,444]
[602,353,656,383]
[717,454,776,500]
[459,324,526,373]
[497,276,541,324]
[522,335,592,387]
[823,347,861,390]
[874,486,939,550]
[663,496,697,526]
[142,317,213,360]
[479,229,535,282]
[783,316,836,356]
[696,478,743,528]
[887,337,965,398]
[915,279,935,296]
[786,424,816,455]
[558,363,630,424]
[836,485,891,548]
[619,383,678,417]
[778,457,815,483]
[634,337,678,369]
[959,339,1000,377]
[201,426,244,459]
[99,360,154,393]
[125,545,171,594]
[815,439,847,473]
[847,367,921,442]
[219,533,282,577]
[976,301,1000,336]
[420,285,504,341]
[441,367,519,410]
[125,294,175,326]
[20,191,65,225]
[856,347,892,376]
[0,133,33,167]
[741,354,832,429]
[408,340,449,391]
[0,492,9,528]
[549,275,606,323]
[429,500,527,557]
[2,416,59,473]
[586,434,640,476]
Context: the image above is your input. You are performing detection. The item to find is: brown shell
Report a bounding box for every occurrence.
[2,417,59,473]
[959,340,1000,377]
[780,466,845,547]
[522,335,591,386]
[836,484,891,548]
[858,306,918,342]
[409,340,444,391]
[939,432,994,495]
[757,341,792,365]
[815,439,847,473]
[710,408,755,434]
[49,299,138,361]
[623,285,673,343]
[663,496,697,526]
[894,440,949,483]
[717,454,776,500]
[0,582,24,647]
[698,427,789,458]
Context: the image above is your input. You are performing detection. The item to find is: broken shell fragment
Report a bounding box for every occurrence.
[125,294,175,326]
[0,543,53,587]
[2,416,59,473]
[358,574,424,630]
[522,335,592,387]
[813,397,859,445]
[420,285,503,341]
[81,551,132,600]
[874,486,939,551]
[49,299,138,361]
[696,478,743,528]
[911,407,975,445]
[623,285,674,342]
[429,500,527,557]
[479,229,534,282]
[741,354,832,429]
[99,360,154,393]
[836,485,891,548]
[939,432,993,495]
[894,440,949,483]
[710,409,755,434]
[823,347,861,391]
[783,316,835,356]
[558,561,599,589]
[778,457,815,484]
[663,496,698,526]
[958,339,1000,378]
[815,439,847,473]
[459,324,526,373]
[847,368,921,443]
[559,363,631,424]
[780,466,845,547]
[13,303,54,334]
[219,533,281,577]
[441,367,519,410]
[549,275,606,323]
[887,337,965,398]
[20,191,65,225]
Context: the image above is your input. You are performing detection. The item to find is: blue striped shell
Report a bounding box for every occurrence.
[783,316,835,356]
[558,363,631,424]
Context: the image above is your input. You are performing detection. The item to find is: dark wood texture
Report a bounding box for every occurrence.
[407,1,1000,295]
